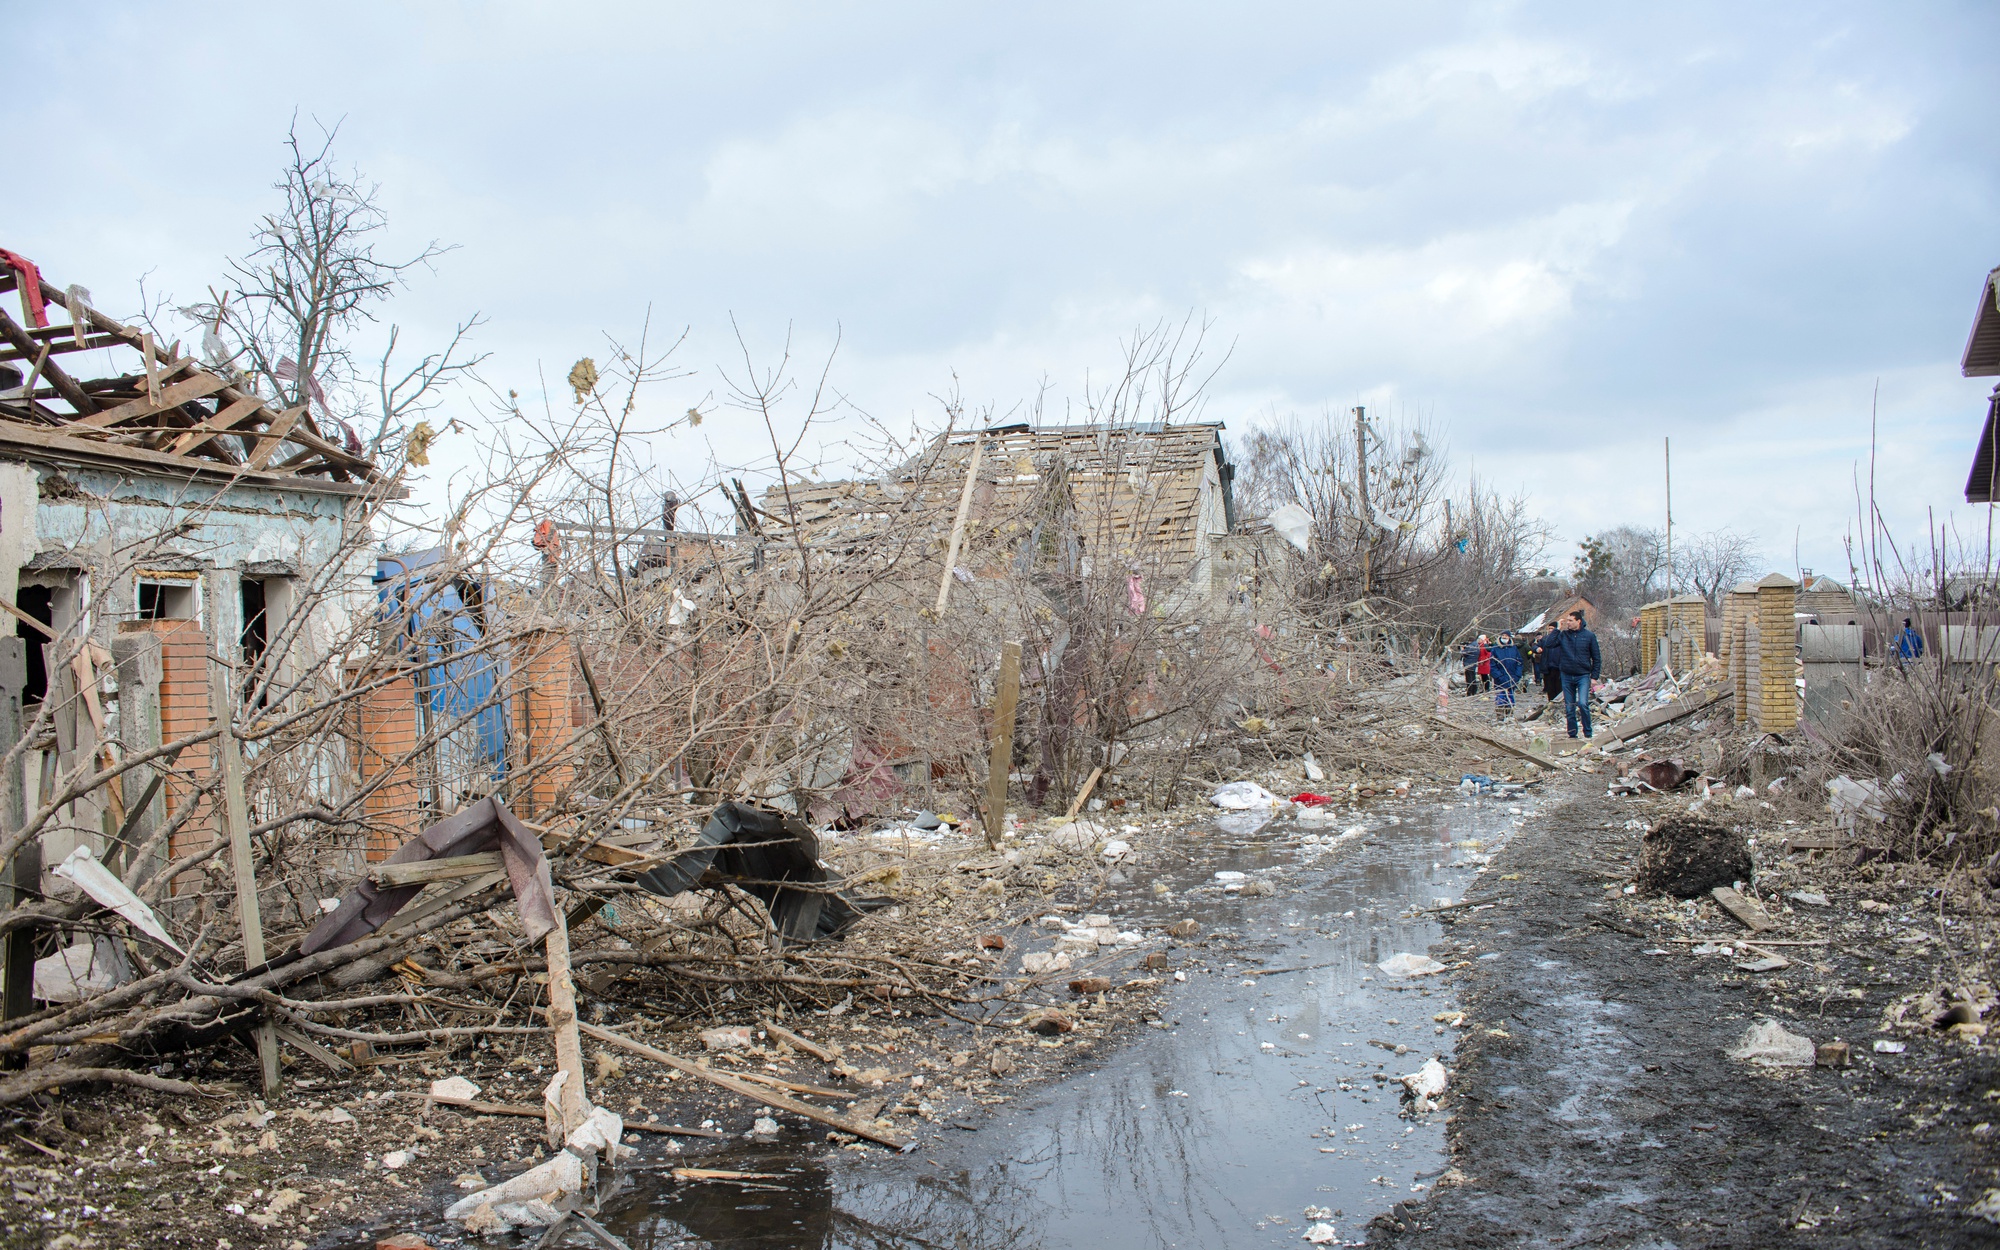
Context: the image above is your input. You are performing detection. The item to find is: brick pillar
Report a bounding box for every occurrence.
[1753,573,1799,731]
[120,620,215,874]
[1743,620,1762,726]
[1668,595,1707,672]
[1638,602,1663,672]
[1719,584,1755,668]
[355,663,424,861]
[517,629,575,817]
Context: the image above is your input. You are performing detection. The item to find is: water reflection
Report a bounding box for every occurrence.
[596,796,1523,1250]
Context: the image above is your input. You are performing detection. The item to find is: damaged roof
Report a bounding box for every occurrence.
[0,252,381,489]
[762,422,1235,570]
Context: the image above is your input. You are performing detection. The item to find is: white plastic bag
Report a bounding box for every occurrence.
[1210,781,1280,809]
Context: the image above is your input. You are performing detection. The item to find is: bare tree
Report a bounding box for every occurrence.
[183,119,486,465]
[1676,528,1762,605]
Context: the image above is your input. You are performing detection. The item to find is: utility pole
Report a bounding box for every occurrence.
[1354,407,1372,595]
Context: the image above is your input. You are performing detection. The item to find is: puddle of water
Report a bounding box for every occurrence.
[577,794,1530,1249]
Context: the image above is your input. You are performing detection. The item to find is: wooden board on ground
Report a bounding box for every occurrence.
[429,1095,724,1138]
[1560,688,1730,754]
[1711,885,1775,932]
[1430,715,1554,770]
[579,1020,907,1149]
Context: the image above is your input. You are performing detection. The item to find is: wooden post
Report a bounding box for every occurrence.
[542,910,590,1145]
[209,657,278,1096]
[934,434,985,616]
[982,640,1022,849]
[1061,766,1104,822]
[0,638,31,1052]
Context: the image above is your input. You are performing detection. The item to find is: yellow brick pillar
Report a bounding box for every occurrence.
[1722,584,1755,725]
[1639,601,1664,672]
[1668,595,1707,673]
[1753,573,1799,731]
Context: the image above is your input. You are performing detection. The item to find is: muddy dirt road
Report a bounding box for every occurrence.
[1377,787,2000,1249]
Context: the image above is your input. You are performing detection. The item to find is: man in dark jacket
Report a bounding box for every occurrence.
[1541,609,1602,738]
[1534,624,1562,704]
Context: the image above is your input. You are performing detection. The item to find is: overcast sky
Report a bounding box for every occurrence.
[10,2,1999,580]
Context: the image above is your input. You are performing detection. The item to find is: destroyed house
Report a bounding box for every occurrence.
[1963,265,2000,503]
[0,251,385,881]
[760,422,1248,597]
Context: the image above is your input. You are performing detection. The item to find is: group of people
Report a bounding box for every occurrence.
[1460,609,1602,739]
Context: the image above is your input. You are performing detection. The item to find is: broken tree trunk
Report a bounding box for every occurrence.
[983,640,1022,849]
[578,1020,907,1149]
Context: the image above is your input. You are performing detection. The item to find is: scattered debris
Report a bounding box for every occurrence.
[1378,953,1448,978]
[1728,1019,1815,1067]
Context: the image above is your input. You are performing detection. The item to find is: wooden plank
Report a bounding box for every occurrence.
[368,850,503,888]
[209,658,279,1096]
[244,405,306,470]
[1711,885,1775,933]
[72,372,228,429]
[272,1022,356,1072]
[1562,688,1730,753]
[0,306,97,415]
[542,909,590,1144]
[934,434,985,615]
[724,1068,851,1099]
[579,1020,908,1149]
[429,1095,723,1137]
[1061,767,1104,822]
[757,1018,837,1063]
[1430,714,1555,770]
[982,640,1022,849]
[165,395,264,456]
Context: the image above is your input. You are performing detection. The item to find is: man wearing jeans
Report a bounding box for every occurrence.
[1539,609,1602,738]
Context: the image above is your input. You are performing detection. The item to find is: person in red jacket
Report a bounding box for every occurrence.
[1476,635,1492,693]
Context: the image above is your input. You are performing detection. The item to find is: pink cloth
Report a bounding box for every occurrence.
[1127,573,1147,616]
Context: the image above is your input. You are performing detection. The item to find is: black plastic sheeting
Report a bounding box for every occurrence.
[633,802,890,946]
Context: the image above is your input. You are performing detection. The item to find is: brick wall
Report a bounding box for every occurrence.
[356,665,424,861]
[120,620,216,876]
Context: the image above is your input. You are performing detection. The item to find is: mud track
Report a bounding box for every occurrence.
[1374,785,2000,1248]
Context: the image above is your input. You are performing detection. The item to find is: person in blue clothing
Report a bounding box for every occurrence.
[1490,633,1523,719]
[1540,609,1602,738]
[1895,617,1924,667]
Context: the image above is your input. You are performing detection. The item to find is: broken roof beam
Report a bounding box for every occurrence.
[0,305,99,415]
